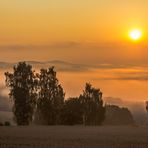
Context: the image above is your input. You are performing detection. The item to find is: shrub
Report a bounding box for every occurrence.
[4,121,11,126]
[0,122,4,126]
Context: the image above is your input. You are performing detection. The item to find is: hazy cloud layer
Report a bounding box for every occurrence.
[1,42,148,66]
[1,60,148,81]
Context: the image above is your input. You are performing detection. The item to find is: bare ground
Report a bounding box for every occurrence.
[0,126,148,148]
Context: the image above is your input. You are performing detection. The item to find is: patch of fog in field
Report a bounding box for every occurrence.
[105,97,148,124]
[0,68,13,123]
[0,111,13,123]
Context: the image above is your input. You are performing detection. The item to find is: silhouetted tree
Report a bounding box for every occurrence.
[146,101,148,113]
[5,62,37,125]
[61,97,83,125]
[79,83,105,125]
[35,67,65,125]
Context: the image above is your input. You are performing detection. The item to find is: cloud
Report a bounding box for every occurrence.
[95,75,148,81]
[0,41,81,51]
[111,76,148,81]
[93,66,148,81]
[1,60,148,81]
[1,42,148,68]
[0,60,90,72]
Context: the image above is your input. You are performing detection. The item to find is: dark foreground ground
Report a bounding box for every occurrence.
[0,126,148,148]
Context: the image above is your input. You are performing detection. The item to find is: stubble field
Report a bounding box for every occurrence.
[0,126,148,148]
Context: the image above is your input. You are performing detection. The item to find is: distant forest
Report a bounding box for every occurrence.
[3,62,146,126]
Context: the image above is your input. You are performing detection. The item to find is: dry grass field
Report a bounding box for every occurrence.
[0,126,148,148]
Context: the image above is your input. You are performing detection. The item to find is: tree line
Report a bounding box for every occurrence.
[5,62,105,126]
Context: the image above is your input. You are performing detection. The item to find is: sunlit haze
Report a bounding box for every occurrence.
[0,0,148,103]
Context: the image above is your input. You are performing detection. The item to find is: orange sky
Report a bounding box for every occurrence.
[0,0,148,45]
[0,0,148,102]
[0,0,148,63]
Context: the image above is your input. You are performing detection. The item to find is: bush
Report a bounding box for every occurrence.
[4,121,11,126]
[0,122,4,126]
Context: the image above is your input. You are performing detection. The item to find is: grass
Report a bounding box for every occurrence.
[0,126,148,148]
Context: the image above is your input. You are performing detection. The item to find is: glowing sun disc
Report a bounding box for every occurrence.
[129,29,142,40]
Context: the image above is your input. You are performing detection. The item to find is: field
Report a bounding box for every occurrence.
[0,126,148,148]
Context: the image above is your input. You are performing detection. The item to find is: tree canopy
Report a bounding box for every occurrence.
[5,62,37,125]
[5,62,106,126]
[35,67,65,125]
[79,83,106,125]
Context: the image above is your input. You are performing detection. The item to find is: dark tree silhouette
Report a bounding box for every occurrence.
[5,62,37,125]
[5,62,106,126]
[35,67,65,125]
[79,83,105,125]
[146,101,148,112]
[61,97,83,125]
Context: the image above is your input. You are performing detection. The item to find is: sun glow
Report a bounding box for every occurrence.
[129,29,142,41]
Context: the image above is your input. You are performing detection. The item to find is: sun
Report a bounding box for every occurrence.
[129,29,142,41]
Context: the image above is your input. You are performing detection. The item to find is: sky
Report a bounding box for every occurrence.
[0,0,148,102]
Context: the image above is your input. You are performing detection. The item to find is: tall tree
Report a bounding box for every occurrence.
[79,83,105,125]
[36,67,65,125]
[5,62,37,125]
